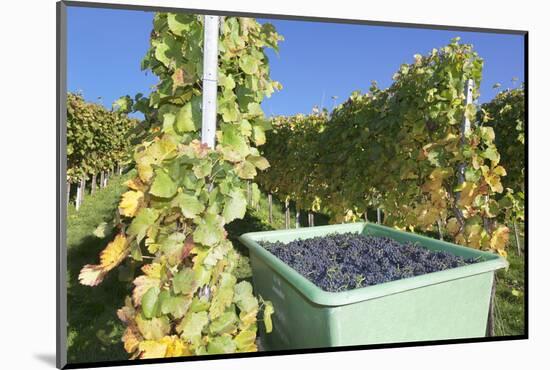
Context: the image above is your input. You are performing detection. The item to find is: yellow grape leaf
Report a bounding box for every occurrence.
[263,301,274,333]
[239,309,258,330]
[138,340,168,359]
[189,139,210,159]
[492,165,507,176]
[471,155,483,170]
[160,336,192,357]
[421,168,451,193]
[78,234,129,286]
[485,172,504,193]
[465,223,483,248]
[490,225,510,251]
[446,217,460,235]
[125,177,148,192]
[455,233,466,246]
[119,190,144,217]
[415,205,439,228]
[99,234,129,270]
[234,327,257,352]
[132,274,161,306]
[137,163,154,183]
[78,265,106,287]
[122,327,141,354]
[141,263,162,279]
[458,182,477,207]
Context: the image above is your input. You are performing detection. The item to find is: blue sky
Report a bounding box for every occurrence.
[67,6,524,117]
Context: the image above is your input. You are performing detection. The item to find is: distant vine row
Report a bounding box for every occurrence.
[257,39,523,256]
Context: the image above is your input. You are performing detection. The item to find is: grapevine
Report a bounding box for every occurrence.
[67,93,138,184]
[480,86,525,228]
[79,14,283,358]
[257,39,513,256]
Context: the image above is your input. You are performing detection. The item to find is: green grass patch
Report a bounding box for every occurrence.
[66,172,133,364]
[494,238,525,336]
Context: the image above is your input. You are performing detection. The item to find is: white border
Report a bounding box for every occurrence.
[2,0,547,369]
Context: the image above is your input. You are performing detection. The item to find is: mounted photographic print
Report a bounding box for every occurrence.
[56,1,527,368]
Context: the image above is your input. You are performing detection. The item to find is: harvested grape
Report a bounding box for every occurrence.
[260,233,476,292]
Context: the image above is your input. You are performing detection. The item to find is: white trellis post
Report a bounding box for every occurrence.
[201,15,220,149]
[285,199,290,229]
[514,221,522,256]
[90,173,97,195]
[268,193,273,224]
[66,181,70,209]
[453,79,475,226]
[458,79,475,185]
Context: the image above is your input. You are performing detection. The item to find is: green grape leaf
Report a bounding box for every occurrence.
[150,169,177,198]
[173,268,196,295]
[209,306,238,335]
[193,213,225,247]
[127,208,160,244]
[206,335,237,354]
[233,281,259,313]
[263,301,274,333]
[167,13,194,36]
[222,189,247,223]
[158,290,192,319]
[141,286,161,319]
[239,54,259,75]
[482,146,500,164]
[247,102,263,117]
[219,73,236,91]
[172,192,205,219]
[247,155,270,170]
[160,232,186,265]
[180,311,208,346]
[235,161,257,179]
[464,167,480,183]
[219,125,250,162]
[210,273,236,319]
[135,314,170,340]
[192,160,213,178]
[175,100,200,133]
[190,296,211,313]
[194,264,213,288]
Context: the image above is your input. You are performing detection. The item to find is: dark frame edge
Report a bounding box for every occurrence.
[57,1,68,369]
[63,334,528,369]
[523,32,529,339]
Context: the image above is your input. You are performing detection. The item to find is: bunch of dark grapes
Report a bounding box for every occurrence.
[260,233,476,292]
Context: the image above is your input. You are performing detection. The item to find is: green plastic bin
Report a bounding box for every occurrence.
[239,222,508,350]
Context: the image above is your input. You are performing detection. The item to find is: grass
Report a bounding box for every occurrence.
[66,178,525,363]
[494,238,525,336]
[66,171,133,364]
